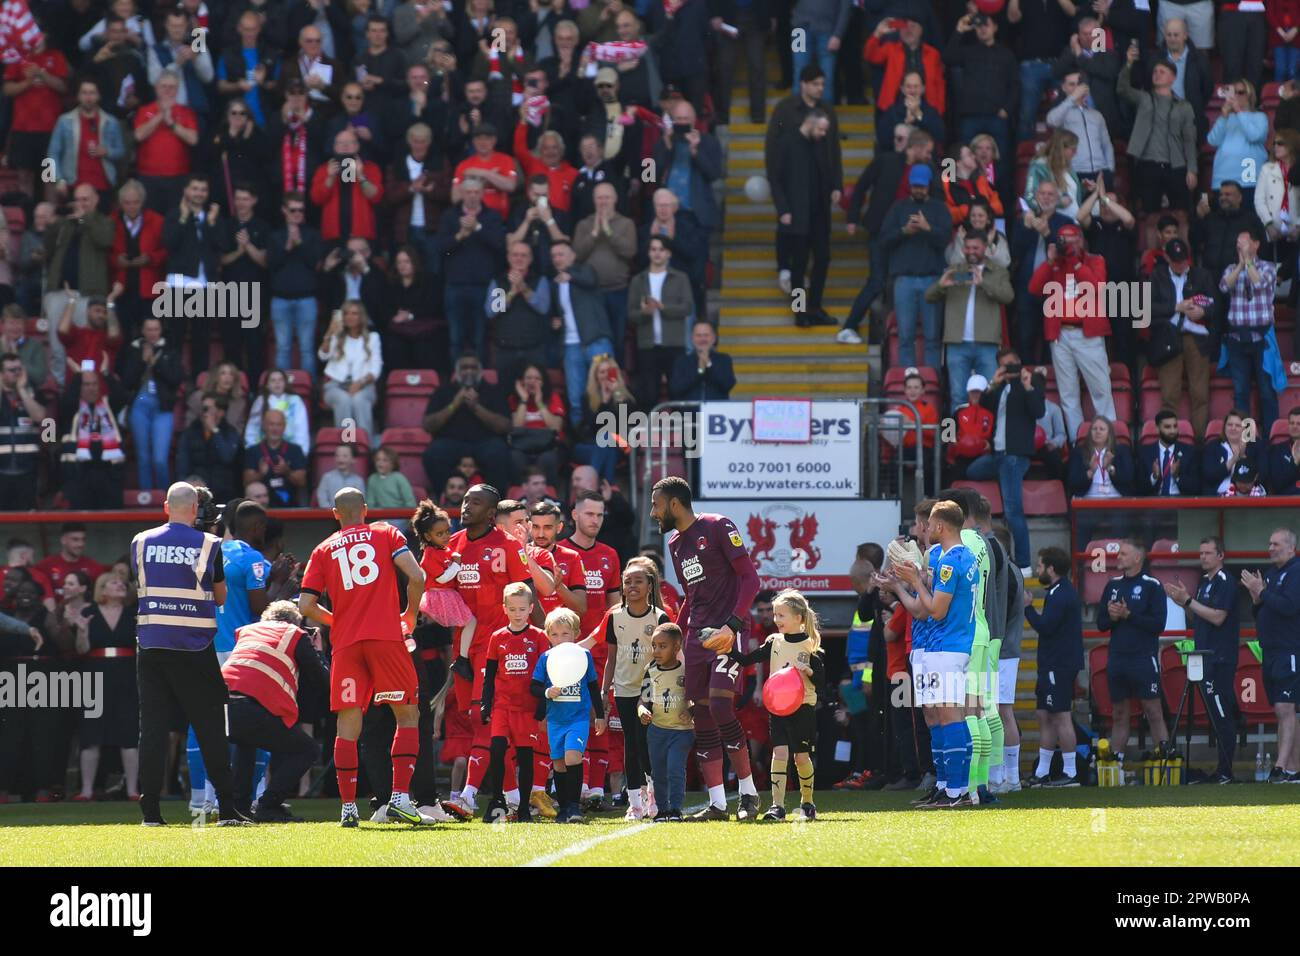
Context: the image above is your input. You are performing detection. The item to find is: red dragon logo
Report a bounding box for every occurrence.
[788,515,821,570]
[747,516,777,564]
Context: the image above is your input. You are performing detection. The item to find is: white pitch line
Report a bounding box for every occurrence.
[520,800,711,868]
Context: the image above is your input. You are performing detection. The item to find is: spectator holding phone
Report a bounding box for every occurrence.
[925,231,1012,410]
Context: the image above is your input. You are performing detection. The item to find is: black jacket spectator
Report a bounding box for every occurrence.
[943,30,1019,121]
[435,203,506,286]
[161,207,222,283]
[646,0,709,98]
[1067,441,1137,496]
[209,124,274,210]
[1193,200,1264,283]
[1150,259,1219,357]
[1136,440,1201,496]
[877,99,945,153]
[117,334,184,409]
[1203,439,1264,494]
[323,257,387,319]
[669,349,735,401]
[266,223,324,299]
[176,415,242,501]
[846,152,941,235]
[571,161,628,224]
[1267,439,1300,495]
[982,375,1047,458]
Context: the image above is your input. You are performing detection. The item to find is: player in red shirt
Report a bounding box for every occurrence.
[298,489,428,827]
[444,485,532,817]
[528,501,587,618]
[480,582,547,822]
[565,490,622,808]
[35,522,106,593]
[495,499,559,608]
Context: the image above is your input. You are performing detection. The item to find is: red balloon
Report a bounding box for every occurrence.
[763,665,806,717]
[974,0,1005,13]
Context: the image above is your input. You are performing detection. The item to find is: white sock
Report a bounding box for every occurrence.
[462,784,478,802]
[708,784,726,809]
[989,761,1005,785]
[391,790,408,803]
[1036,748,1053,777]
[1006,746,1020,784]
[450,790,461,801]
[505,788,519,806]
[629,789,643,810]
[588,787,604,798]
[1062,752,1076,777]
[737,774,757,797]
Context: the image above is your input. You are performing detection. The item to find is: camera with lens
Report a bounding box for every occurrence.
[194,488,223,533]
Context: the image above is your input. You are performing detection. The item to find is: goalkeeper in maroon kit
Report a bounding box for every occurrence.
[650,477,763,820]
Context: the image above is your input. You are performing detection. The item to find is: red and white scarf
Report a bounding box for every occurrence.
[488,45,526,104]
[585,40,647,63]
[73,396,124,463]
[282,119,308,193]
[524,94,550,127]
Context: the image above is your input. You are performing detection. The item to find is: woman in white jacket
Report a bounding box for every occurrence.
[244,368,312,453]
[1254,130,1300,270]
[318,300,384,443]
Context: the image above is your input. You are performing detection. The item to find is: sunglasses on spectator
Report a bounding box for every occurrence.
[285,206,305,213]
[229,108,248,115]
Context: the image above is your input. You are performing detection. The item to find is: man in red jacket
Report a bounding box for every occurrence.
[108,179,166,340]
[864,16,945,115]
[1027,222,1117,440]
[310,127,384,243]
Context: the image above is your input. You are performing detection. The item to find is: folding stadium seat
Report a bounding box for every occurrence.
[1082,538,1123,604]
[22,316,46,338]
[954,479,1002,514]
[480,369,499,386]
[1236,645,1275,724]
[1159,644,1209,731]
[1270,418,1292,444]
[256,368,313,402]
[1204,417,1223,443]
[1089,644,1111,731]
[1021,479,1067,516]
[881,365,943,406]
[124,489,167,508]
[384,369,439,429]
[1148,538,1201,597]
[547,369,565,393]
[1207,377,1239,423]
[314,427,371,484]
[1278,369,1300,418]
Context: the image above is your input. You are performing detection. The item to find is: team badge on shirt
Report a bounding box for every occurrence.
[252,563,265,582]
[939,565,952,583]
[728,530,743,548]
[518,548,528,564]
[697,537,707,550]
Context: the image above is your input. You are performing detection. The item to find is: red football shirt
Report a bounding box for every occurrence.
[567,539,621,655]
[453,151,518,219]
[300,521,411,649]
[4,50,68,133]
[76,112,110,190]
[35,554,106,593]
[538,542,586,616]
[448,526,531,659]
[485,623,546,711]
[133,102,197,177]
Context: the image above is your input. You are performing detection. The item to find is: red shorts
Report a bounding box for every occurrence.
[330,640,418,712]
[442,706,473,763]
[490,708,540,749]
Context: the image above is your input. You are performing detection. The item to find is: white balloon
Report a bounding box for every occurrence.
[546,642,589,688]
[744,175,771,203]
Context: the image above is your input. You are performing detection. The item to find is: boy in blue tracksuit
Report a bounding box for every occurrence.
[532,607,606,823]
[1096,538,1170,765]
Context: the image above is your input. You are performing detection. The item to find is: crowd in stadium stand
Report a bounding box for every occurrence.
[1,0,1300,806]
[0,0,740,513]
[759,0,1300,572]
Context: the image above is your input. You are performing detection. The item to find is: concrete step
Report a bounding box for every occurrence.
[727,338,858,354]
[724,266,866,283]
[720,302,855,318]
[733,354,869,370]
[732,380,868,396]
[729,152,872,171]
[727,120,877,138]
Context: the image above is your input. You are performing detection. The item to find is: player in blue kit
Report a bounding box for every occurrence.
[531,607,606,823]
[893,500,980,808]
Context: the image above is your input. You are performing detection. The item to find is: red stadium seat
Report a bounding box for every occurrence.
[1159,644,1209,731]
[1148,538,1200,597]
[1205,418,1223,443]
[123,489,166,508]
[379,426,430,491]
[385,369,439,429]
[257,368,313,402]
[1082,538,1124,604]
[1022,479,1067,516]
[1270,419,1292,444]
[954,479,1002,514]
[1089,644,1111,730]
[1237,645,1275,723]
[480,369,499,385]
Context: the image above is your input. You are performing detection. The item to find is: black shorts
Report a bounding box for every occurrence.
[1107,652,1161,702]
[769,704,816,753]
[1035,667,1076,713]
[5,130,50,172]
[1264,650,1299,706]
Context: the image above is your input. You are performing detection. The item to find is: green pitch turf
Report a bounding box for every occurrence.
[3,786,1299,866]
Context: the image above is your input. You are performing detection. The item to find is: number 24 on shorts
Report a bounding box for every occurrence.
[714,657,740,679]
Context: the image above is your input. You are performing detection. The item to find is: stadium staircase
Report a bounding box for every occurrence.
[716,89,875,399]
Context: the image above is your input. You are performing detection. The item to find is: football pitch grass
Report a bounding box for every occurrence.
[4,786,1300,866]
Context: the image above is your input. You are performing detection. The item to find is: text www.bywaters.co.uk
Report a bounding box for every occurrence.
[706,477,857,494]
[1114,916,1250,929]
